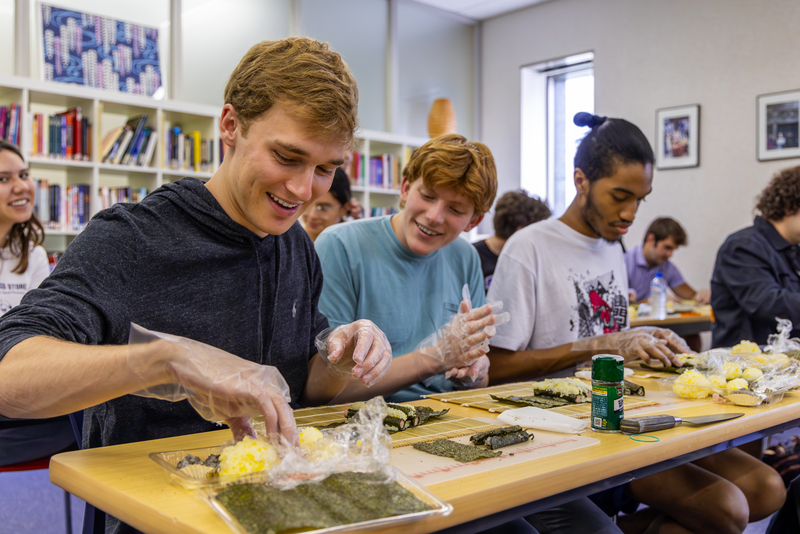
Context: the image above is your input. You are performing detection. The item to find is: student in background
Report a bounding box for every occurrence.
[473,190,550,292]
[625,217,710,304]
[316,134,506,402]
[711,165,800,347]
[487,113,784,534]
[301,167,352,241]
[0,139,75,466]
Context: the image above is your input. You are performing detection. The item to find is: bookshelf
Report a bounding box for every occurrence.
[0,74,427,251]
[0,74,219,252]
[348,129,428,217]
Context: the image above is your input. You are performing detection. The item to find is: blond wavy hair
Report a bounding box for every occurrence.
[401,134,497,215]
[224,37,359,147]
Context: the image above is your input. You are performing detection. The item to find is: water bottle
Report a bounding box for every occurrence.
[649,272,667,320]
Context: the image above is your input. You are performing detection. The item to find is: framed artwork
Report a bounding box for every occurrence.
[758,89,800,161]
[656,104,700,169]
[39,3,163,98]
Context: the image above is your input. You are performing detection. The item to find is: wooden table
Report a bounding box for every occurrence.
[49,380,800,534]
[631,313,713,337]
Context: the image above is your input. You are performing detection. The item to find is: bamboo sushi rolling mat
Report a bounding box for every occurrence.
[422,382,660,419]
[266,403,504,448]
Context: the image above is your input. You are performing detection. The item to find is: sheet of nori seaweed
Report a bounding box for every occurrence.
[469,425,524,445]
[490,394,571,408]
[413,439,501,463]
[215,472,431,534]
[415,406,450,424]
[484,431,533,450]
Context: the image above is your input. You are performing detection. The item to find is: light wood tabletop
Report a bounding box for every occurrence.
[49,378,800,534]
[630,314,712,327]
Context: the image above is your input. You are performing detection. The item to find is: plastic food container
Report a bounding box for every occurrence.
[205,472,452,534]
[150,446,453,534]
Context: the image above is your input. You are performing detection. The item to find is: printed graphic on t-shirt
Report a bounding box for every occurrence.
[569,270,627,337]
[0,281,29,314]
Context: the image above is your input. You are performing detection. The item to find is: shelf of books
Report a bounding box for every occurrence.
[0,74,220,251]
[344,129,428,217]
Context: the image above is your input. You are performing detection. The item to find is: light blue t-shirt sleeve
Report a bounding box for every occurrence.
[315,231,357,329]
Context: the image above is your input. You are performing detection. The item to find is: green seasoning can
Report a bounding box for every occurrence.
[591,354,624,433]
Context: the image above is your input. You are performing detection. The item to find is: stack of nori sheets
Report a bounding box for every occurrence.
[215,472,431,534]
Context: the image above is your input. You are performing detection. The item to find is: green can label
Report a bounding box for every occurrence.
[591,383,623,432]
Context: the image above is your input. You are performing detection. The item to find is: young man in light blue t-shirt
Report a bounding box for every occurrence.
[315,134,505,403]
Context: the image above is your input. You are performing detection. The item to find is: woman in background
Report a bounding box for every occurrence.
[301,166,353,242]
[0,139,75,465]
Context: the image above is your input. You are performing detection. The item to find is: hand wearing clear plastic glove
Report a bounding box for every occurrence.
[315,319,392,388]
[445,354,490,388]
[127,324,297,444]
[417,284,510,379]
[572,327,692,367]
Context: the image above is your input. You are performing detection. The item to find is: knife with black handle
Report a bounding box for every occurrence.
[621,413,744,434]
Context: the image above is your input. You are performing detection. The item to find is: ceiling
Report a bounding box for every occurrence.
[411,0,551,21]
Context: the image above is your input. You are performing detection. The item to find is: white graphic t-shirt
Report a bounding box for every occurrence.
[0,245,50,315]
[487,218,629,351]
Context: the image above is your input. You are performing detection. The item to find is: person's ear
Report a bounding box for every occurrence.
[219,104,239,149]
[464,213,485,233]
[574,168,590,196]
[645,233,655,247]
[399,176,411,207]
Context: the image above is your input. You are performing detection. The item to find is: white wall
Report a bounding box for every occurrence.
[482,0,800,292]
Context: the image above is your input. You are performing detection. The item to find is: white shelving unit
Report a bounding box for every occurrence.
[351,129,428,217]
[0,74,219,251]
[0,74,429,250]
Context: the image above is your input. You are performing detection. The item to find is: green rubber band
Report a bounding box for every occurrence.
[630,434,660,442]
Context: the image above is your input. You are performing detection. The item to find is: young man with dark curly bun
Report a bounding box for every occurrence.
[711,164,800,347]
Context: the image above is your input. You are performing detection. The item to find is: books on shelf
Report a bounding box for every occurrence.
[33,179,91,231]
[370,206,398,217]
[1,103,21,147]
[100,115,157,167]
[31,107,91,160]
[165,127,213,172]
[345,151,366,186]
[369,154,401,189]
[100,186,148,210]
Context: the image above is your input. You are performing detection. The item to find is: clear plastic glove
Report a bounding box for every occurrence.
[445,354,490,388]
[127,324,297,444]
[315,319,392,388]
[572,327,691,367]
[417,284,510,377]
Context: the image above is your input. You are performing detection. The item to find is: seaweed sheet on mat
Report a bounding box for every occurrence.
[215,472,431,534]
[424,382,659,418]
[413,439,501,463]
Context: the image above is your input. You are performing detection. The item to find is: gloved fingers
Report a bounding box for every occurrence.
[226,416,257,442]
[353,342,392,387]
[461,283,472,313]
[652,328,692,356]
[323,326,350,365]
[640,339,675,367]
[466,355,490,381]
[461,313,500,337]
[463,330,492,349]
[363,349,392,387]
[350,326,375,366]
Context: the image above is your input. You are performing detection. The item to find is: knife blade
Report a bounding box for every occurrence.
[620,413,744,434]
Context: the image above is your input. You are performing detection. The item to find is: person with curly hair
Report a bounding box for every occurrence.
[711,164,800,347]
[473,190,551,292]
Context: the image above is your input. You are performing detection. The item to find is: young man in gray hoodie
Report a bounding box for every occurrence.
[0,38,391,520]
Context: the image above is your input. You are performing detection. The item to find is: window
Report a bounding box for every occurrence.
[521,53,593,216]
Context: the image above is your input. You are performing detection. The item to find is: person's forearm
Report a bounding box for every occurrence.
[0,336,172,419]
[302,350,439,406]
[487,344,594,384]
[672,283,697,300]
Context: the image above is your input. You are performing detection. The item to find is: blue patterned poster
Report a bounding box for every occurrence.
[40,3,162,97]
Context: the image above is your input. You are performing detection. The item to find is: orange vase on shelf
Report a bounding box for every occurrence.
[427,98,457,138]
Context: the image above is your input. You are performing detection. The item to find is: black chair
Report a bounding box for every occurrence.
[68,411,105,534]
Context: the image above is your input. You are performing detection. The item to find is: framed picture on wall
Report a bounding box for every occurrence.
[758,90,800,161]
[38,2,163,98]
[655,104,700,169]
